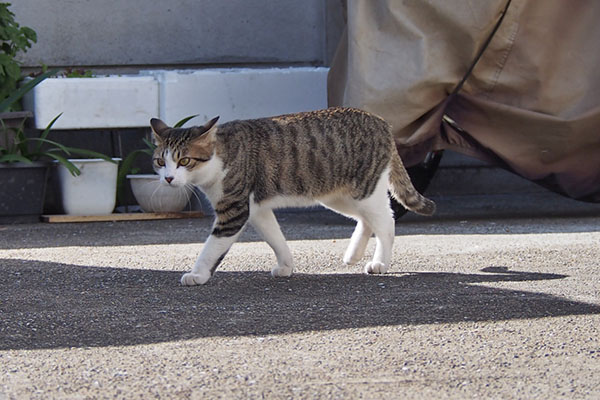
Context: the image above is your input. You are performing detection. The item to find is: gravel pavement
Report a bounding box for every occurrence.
[1,203,600,399]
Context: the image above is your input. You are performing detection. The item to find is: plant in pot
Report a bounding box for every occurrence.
[0,4,54,219]
[1,63,117,218]
[0,118,52,218]
[0,66,65,218]
[0,111,113,217]
[0,4,118,218]
[118,115,198,213]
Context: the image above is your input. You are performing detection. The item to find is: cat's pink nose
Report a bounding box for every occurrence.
[165,176,174,184]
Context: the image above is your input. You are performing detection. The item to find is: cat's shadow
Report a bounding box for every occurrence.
[2,260,599,351]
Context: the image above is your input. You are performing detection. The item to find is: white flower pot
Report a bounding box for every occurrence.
[127,174,191,213]
[57,159,120,215]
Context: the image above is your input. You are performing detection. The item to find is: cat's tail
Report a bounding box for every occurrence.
[388,150,436,216]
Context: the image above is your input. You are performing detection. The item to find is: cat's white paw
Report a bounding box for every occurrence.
[343,253,362,265]
[271,263,293,278]
[181,270,211,286]
[364,262,388,275]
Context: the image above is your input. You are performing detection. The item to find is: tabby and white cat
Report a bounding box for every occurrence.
[150,107,435,285]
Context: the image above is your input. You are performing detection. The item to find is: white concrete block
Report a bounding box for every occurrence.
[146,67,329,125]
[23,76,159,129]
[22,68,329,129]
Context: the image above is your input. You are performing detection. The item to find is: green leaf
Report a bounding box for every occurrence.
[28,137,73,156]
[34,112,62,153]
[45,153,81,176]
[116,149,149,205]
[141,137,156,153]
[21,27,37,43]
[174,114,199,128]
[4,61,19,80]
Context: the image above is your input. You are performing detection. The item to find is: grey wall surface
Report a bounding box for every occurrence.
[12,0,344,69]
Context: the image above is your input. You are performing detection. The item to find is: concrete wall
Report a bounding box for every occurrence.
[12,0,344,70]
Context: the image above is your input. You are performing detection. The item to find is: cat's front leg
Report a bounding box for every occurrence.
[181,199,249,285]
[181,232,242,285]
[249,202,294,278]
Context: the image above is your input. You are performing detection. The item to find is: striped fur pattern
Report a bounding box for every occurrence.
[150,107,435,285]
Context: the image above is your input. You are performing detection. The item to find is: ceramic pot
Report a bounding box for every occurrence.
[57,158,120,215]
[127,174,191,213]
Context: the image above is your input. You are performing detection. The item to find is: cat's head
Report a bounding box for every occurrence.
[150,116,220,187]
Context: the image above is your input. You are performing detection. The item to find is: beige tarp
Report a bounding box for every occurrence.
[328,0,600,201]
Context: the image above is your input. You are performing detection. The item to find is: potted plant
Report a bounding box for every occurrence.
[0,5,119,218]
[0,4,54,218]
[0,67,63,218]
[0,111,113,217]
[118,115,197,213]
[0,122,49,217]
[1,59,117,217]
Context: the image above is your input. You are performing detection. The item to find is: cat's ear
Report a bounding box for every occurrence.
[191,116,220,138]
[150,118,170,141]
[204,116,219,132]
[201,116,219,136]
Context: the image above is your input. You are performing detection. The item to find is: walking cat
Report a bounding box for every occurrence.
[150,107,435,285]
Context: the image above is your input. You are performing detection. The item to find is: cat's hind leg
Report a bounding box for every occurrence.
[362,209,395,275]
[343,219,372,265]
[319,197,373,267]
[249,202,294,277]
[323,173,395,275]
[357,178,396,275]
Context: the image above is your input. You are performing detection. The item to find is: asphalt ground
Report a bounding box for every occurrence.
[1,192,600,399]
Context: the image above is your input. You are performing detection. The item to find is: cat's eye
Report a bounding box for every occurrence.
[154,158,165,167]
[178,157,191,167]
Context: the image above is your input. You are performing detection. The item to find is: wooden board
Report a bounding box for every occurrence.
[41,211,205,223]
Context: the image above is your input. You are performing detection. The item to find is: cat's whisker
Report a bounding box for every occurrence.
[148,181,163,211]
[172,185,185,211]
[182,184,193,211]
[186,183,203,211]
[138,178,164,191]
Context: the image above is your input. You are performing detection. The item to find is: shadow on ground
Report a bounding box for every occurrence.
[2,211,600,250]
[2,260,599,351]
